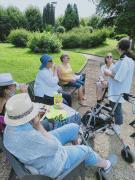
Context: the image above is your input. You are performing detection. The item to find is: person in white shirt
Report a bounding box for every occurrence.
[96,53,114,102]
[34,54,72,106]
[104,38,135,135]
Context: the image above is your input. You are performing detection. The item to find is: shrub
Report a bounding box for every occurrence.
[56,26,65,33]
[114,34,128,41]
[61,28,108,49]
[28,32,62,53]
[8,29,29,47]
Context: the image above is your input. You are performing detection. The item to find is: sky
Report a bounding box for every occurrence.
[0,0,96,18]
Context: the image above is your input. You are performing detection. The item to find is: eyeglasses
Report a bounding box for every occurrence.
[106,56,112,58]
[48,60,53,62]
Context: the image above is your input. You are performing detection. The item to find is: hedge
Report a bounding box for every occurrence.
[7,29,30,47]
[61,28,108,49]
[28,32,62,53]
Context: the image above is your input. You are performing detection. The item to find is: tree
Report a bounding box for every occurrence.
[88,15,102,29]
[95,0,135,49]
[55,16,64,28]
[43,3,55,28]
[62,4,79,30]
[0,6,10,41]
[6,6,26,29]
[0,6,26,42]
[25,6,43,32]
[73,4,79,27]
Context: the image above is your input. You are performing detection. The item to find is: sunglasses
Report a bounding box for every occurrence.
[106,56,112,58]
[48,60,53,62]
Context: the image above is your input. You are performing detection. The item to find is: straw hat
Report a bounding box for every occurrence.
[0,73,16,87]
[4,93,39,126]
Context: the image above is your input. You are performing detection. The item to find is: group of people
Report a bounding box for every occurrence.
[34,54,86,106]
[96,38,135,135]
[0,38,135,178]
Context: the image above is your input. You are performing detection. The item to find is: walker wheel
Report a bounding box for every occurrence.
[96,168,107,180]
[121,146,135,163]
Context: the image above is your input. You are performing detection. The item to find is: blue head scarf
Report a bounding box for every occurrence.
[39,54,53,70]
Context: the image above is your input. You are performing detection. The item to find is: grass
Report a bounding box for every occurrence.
[0,43,86,83]
[68,39,120,59]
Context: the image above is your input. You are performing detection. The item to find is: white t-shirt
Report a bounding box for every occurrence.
[108,55,135,103]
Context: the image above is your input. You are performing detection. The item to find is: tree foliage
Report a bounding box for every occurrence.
[6,6,26,29]
[25,6,43,32]
[62,3,79,30]
[43,3,55,28]
[0,6,26,42]
[96,0,135,38]
[88,15,102,29]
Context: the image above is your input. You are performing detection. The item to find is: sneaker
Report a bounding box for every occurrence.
[102,164,112,174]
[99,154,118,174]
[97,163,112,177]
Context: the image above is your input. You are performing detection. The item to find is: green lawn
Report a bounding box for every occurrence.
[68,39,120,59]
[0,43,86,83]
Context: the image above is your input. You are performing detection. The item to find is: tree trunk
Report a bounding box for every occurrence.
[131,38,135,50]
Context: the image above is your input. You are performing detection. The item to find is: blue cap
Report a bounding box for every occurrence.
[39,54,53,70]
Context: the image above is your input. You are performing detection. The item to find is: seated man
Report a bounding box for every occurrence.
[4,93,112,178]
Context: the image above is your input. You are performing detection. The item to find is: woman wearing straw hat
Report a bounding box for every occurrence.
[4,93,115,178]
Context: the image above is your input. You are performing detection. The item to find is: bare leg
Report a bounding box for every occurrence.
[78,86,83,101]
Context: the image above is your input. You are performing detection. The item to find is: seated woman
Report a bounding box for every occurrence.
[4,93,113,179]
[0,73,28,154]
[34,54,72,107]
[96,53,114,102]
[0,73,27,116]
[57,54,86,106]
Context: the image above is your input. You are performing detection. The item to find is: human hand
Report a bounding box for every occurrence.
[104,70,112,77]
[19,84,28,93]
[32,114,41,129]
[71,78,76,83]
[101,81,108,86]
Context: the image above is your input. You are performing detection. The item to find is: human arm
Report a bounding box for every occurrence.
[32,115,51,139]
[98,65,106,81]
[104,60,128,82]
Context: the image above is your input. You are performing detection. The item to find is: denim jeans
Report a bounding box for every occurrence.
[110,101,123,125]
[42,111,81,131]
[50,123,99,173]
[66,74,85,89]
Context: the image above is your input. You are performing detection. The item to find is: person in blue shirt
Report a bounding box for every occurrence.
[4,93,113,178]
[104,38,135,135]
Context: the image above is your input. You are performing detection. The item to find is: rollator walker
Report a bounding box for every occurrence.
[80,93,135,180]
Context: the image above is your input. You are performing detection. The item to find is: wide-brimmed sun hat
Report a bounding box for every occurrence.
[0,73,16,87]
[39,54,53,70]
[4,93,39,126]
